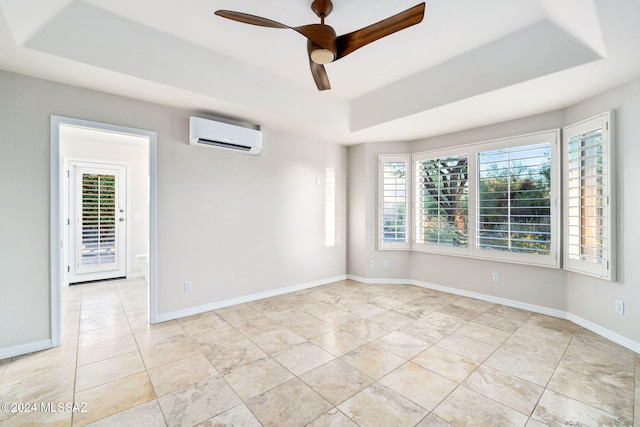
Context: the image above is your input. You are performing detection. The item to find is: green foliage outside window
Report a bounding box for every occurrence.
[478,144,552,255]
[418,156,468,247]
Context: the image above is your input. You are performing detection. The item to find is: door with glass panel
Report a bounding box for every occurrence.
[68,161,127,283]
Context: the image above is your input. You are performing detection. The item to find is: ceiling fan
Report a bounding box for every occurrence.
[215,0,426,91]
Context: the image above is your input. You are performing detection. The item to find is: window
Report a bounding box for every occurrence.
[378,119,618,275]
[379,155,410,249]
[80,172,117,267]
[414,152,469,254]
[405,130,560,267]
[478,142,553,256]
[563,111,615,280]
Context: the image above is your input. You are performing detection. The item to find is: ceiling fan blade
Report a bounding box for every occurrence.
[294,24,337,52]
[335,2,425,60]
[309,60,331,91]
[215,10,291,29]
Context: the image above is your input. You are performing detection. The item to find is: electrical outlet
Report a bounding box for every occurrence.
[615,300,624,314]
[383,260,389,268]
[369,259,375,268]
[184,281,192,292]
[492,273,500,283]
[316,260,321,271]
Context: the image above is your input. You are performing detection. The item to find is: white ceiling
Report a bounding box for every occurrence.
[1,0,639,144]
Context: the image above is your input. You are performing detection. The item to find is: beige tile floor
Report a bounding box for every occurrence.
[0,278,638,426]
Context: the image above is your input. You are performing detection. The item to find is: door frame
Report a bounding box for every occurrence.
[65,159,130,284]
[51,115,159,347]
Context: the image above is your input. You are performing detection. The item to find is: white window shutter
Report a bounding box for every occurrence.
[379,155,411,250]
[563,111,615,280]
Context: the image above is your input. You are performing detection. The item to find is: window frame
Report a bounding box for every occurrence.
[413,148,472,257]
[562,111,615,280]
[378,154,411,250]
[410,130,561,268]
[473,131,560,267]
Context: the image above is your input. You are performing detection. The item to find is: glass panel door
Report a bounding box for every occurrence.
[69,162,127,283]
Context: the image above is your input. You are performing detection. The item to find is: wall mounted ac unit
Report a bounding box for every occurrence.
[189,116,263,155]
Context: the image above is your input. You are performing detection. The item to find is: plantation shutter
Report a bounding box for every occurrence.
[78,172,118,270]
[477,143,552,255]
[414,154,469,249]
[379,155,410,250]
[563,111,615,280]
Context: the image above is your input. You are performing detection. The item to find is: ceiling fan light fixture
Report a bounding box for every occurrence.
[310,48,335,64]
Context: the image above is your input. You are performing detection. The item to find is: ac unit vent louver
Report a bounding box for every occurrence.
[189,116,262,155]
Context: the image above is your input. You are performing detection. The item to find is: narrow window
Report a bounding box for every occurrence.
[563,111,615,280]
[379,155,410,250]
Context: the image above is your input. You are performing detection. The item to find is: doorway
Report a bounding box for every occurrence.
[51,116,158,347]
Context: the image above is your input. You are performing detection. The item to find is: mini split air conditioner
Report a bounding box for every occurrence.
[189,116,263,155]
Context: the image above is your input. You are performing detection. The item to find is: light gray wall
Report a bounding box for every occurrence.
[347,142,413,280]
[0,73,52,350]
[370,142,412,280]
[347,143,367,278]
[348,80,640,346]
[0,70,347,351]
[563,79,640,344]
[158,126,347,314]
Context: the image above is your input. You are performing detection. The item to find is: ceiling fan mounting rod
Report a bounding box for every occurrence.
[311,0,333,20]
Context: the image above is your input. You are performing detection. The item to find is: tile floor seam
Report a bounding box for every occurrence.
[512,317,571,422]
[84,281,160,427]
[540,335,634,425]
[529,332,575,419]
[140,322,194,427]
[542,387,633,425]
[451,325,538,417]
[224,359,321,426]
[425,342,520,418]
[466,376,539,419]
[70,287,82,427]
[216,327,294,425]
[235,313,402,425]
[76,284,128,426]
[224,375,261,427]
[546,378,634,423]
[296,370,360,408]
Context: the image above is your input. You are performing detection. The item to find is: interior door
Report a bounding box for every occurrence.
[68,161,127,283]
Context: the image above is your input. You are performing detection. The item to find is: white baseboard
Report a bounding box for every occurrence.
[0,339,53,361]
[566,313,640,354]
[409,279,567,319]
[6,274,636,360]
[348,275,639,353]
[347,275,411,285]
[155,275,348,323]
